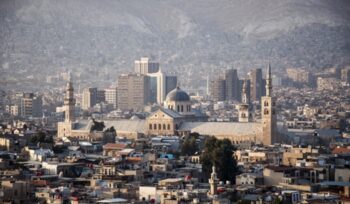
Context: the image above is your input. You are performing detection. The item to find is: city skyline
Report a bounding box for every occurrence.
[0,1,350,203]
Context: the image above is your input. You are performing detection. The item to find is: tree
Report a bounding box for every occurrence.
[31,131,53,144]
[104,126,116,133]
[200,137,238,183]
[181,136,197,156]
[90,119,105,132]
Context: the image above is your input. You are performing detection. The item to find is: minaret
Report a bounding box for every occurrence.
[209,165,218,196]
[242,80,249,104]
[261,63,277,145]
[64,73,75,122]
[238,79,250,122]
[265,63,272,97]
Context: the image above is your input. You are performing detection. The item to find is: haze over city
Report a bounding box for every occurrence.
[0,1,350,204]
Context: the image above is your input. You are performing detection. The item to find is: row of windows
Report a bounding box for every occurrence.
[149,123,171,130]
[168,105,191,112]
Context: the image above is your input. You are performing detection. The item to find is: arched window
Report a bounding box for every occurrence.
[264,109,269,115]
[154,124,157,130]
[158,124,161,130]
[241,113,246,118]
[264,101,269,107]
[177,105,180,112]
[149,124,152,130]
[167,124,170,130]
[163,124,166,130]
[181,105,184,112]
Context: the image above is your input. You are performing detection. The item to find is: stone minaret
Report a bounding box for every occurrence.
[238,80,250,122]
[261,63,277,145]
[64,74,75,122]
[209,165,218,196]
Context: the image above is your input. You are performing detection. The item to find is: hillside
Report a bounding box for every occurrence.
[0,0,350,88]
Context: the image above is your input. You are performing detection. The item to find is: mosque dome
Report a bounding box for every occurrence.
[165,86,190,102]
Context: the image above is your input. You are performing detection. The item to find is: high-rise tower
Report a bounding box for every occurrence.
[225,69,240,101]
[261,63,277,145]
[64,74,75,122]
[250,68,264,102]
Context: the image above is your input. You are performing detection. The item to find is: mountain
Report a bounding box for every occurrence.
[1,0,350,88]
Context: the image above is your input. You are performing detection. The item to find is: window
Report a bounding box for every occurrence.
[338,176,343,182]
[181,105,184,112]
[264,101,269,107]
[154,124,157,130]
[163,124,166,130]
[167,124,170,130]
[158,124,161,130]
[149,124,152,130]
[264,109,269,115]
[177,105,180,112]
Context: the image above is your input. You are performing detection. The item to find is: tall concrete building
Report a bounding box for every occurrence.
[249,68,264,102]
[134,57,159,75]
[97,90,106,104]
[147,70,166,104]
[105,87,118,109]
[261,64,277,145]
[117,73,150,111]
[20,93,42,118]
[82,88,98,110]
[165,75,178,96]
[210,77,226,101]
[225,69,240,101]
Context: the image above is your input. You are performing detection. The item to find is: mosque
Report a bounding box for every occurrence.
[57,64,278,146]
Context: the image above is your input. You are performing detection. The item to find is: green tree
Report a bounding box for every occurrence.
[104,126,116,133]
[181,136,197,156]
[31,131,54,144]
[200,137,238,183]
[90,119,105,132]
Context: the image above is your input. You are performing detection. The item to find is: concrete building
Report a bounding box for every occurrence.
[0,180,31,203]
[97,89,106,103]
[165,75,178,98]
[117,73,150,111]
[210,77,226,101]
[134,57,159,74]
[82,87,97,110]
[20,93,42,118]
[317,77,341,91]
[105,87,118,109]
[147,70,166,104]
[225,69,240,101]
[249,68,264,102]
[5,104,19,116]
